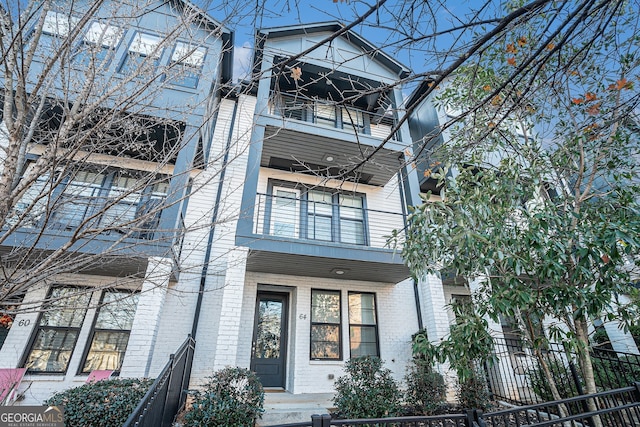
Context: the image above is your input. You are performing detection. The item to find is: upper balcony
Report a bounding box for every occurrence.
[268,93,400,141]
[1,167,173,276]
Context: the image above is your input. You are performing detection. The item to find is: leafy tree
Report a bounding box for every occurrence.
[399,0,640,403]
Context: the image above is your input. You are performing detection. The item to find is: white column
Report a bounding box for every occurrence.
[469,276,520,401]
[120,257,171,378]
[416,273,457,399]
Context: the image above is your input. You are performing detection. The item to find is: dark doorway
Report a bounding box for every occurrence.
[250,292,288,388]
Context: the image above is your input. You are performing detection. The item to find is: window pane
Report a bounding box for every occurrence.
[43,11,79,36]
[82,331,130,372]
[25,329,79,372]
[85,22,122,47]
[311,291,340,323]
[311,325,340,359]
[129,33,162,56]
[308,215,332,241]
[40,288,91,328]
[272,189,298,238]
[172,42,206,66]
[349,293,376,324]
[340,220,364,245]
[95,291,139,330]
[350,326,378,357]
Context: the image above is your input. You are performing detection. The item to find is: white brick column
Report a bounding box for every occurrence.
[212,247,249,370]
[469,276,520,401]
[120,257,171,378]
[416,273,457,399]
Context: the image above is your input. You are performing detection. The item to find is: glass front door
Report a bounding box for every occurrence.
[250,292,288,387]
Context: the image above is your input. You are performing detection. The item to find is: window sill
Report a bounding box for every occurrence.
[309,360,344,365]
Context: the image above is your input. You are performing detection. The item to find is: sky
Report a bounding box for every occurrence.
[199,0,479,84]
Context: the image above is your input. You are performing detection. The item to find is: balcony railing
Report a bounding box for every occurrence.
[9,176,165,241]
[253,192,405,249]
[268,93,399,140]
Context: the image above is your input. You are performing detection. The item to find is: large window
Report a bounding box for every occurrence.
[23,287,91,374]
[42,11,79,37]
[348,292,379,357]
[23,287,140,375]
[266,184,367,245]
[119,32,162,74]
[168,42,206,88]
[81,290,139,373]
[310,290,341,360]
[78,21,123,65]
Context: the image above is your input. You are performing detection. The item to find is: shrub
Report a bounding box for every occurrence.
[332,356,402,419]
[527,357,580,401]
[404,359,446,415]
[592,354,640,389]
[183,366,264,427]
[45,378,153,427]
[457,368,491,411]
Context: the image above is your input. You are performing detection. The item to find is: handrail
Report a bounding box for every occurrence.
[123,335,195,427]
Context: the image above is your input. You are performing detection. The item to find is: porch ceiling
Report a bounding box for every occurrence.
[245,250,410,283]
[261,126,402,186]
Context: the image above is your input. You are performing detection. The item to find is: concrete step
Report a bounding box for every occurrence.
[257,392,335,426]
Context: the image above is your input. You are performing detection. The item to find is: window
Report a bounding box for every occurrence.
[78,22,123,65]
[23,287,91,373]
[119,32,162,74]
[265,184,367,245]
[310,290,341,360]
[339,195,365,245]
[270,187,300,238]
[42,11,79,37]
[168,42,206,88]
[81,290,139,373]
[342,107,366,134]
[348,292,378,357]
[307,191,333,241]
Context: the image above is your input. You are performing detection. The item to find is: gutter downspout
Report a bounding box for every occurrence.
[191,95,239,339]
[397,170,423,330]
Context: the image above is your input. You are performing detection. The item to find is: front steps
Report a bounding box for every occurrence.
[257,391,335,426]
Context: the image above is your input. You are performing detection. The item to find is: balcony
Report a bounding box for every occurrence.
[268,93,399,141]
[5,171,169,255]
[237,191,410,283]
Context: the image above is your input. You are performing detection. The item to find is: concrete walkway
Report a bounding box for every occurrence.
[258,391,335,426]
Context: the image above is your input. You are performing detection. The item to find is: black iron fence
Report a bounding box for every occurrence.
[263,385,640,427]
[484,337,640,405]
[482,383,640,426]
[123,336,195,427]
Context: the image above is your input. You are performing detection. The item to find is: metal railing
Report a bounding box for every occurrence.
[123,336,195,427]
[268,93,399,140]
[263,385,640,427]
[482,383,640,426]
[484,337,640,405]
[253,192,405,249]
[11,177,165,241]
[264,412,473,427]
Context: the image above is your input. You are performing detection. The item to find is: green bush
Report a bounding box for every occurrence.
[183,366,264,427]
[332,356,402,419]
[45,378,153,427]
[404,359,446,415]
[592,354,640,389]
[457,368,491,411]
[527,358,580,401]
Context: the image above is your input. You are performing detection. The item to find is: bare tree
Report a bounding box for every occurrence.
[0,0,234,316]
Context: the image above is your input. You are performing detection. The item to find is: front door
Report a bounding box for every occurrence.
[250,292,288,388]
